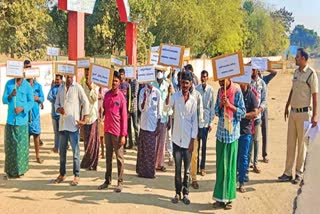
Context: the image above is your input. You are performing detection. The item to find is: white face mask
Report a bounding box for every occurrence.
[157,72,164,79]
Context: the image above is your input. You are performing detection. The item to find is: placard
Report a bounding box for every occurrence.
[67,0,96,14]
[183,48,191,61]
[251,57,268,70]
[6,60,24,77]
[111,56,126,67]
[231,66,252,84]
[212,51,245,81]
[151,46,159,52]
[77,58,91,68]
[158,44,185,68]
[148,51,159,66]
[137,65,155,83]
[47,47,60,56]
[89,64,113,88]
[122,66,135,79]
[55,63,77,76]
[24,68,40,78]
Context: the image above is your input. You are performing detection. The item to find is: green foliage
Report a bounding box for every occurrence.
[271,7,294,34]
[242,0,289,57]
[0,0,51,60]
[47,6,68,52]
[290,25,320,50]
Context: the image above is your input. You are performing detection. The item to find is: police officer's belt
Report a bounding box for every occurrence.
[291,107,310,113]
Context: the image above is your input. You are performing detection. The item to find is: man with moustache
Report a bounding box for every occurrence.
[53,75,89,186]
[169,72,198,205]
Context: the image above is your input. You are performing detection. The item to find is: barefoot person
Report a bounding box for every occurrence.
[2,71,34,178]
[98,71,127,192]
[213,78,245,210]
[53,75,89,186]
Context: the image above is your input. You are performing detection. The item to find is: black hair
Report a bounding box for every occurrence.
[181,71,193,82]
[184,64,193,72]
[24,59,31,65]
[119,68,125,74]
[114,71,121,80]
[201,70,209,76]
[297,48,309,61]
[56,74,63,79]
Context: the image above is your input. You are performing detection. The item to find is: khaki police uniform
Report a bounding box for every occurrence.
[284,65,318,176]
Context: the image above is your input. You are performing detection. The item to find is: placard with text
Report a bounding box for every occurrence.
[89,64,113,88]
[6,60,24,77]
[55,63,77,76]
[158,44,185,68]
[137,65,155,83]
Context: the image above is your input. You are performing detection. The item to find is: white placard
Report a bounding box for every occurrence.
[184,48,191,60]
[6,60,24,77]
[123,66,135,79]
[67,0,96,14]
[212,52,244,81]
[251,57,268,70]
[231,66,252,84]
[24,68,40,78]
[47,47,60,56]
[149,52,159,66]
[90,64,113,88]
[137,65,155,83]
[77,58,91,68]
[151,46,159,52]
[111,56,125,67]
[57,64,76,76]
[158,44,184,68]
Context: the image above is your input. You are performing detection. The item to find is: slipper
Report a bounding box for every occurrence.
[224,202,232,210]
[98,182,109,190]
[70,177,79,186]
[212,202,225,209]
[156,166,167,172]
[171,194,181,204]
[182,195,190,205]
[191,181,199,189]
[52,175,65,184]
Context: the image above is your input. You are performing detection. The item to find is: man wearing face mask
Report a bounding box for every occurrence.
[152,68,172,172]
[249,69,267,174]
[136,82,162,178]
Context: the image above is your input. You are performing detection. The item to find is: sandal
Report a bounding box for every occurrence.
[171,194,181,204]
[191,181,199,189]
[156,166,167,172]
[98,182,109,190]
[263,157,269,163]
[182,195,190,205]
[70,176,79,186]
[52,175,65,184]
[224,202,232,210]
[212,202,225,209]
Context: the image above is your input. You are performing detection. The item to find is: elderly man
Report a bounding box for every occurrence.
[53,75,89,186]
[279,48,318,184]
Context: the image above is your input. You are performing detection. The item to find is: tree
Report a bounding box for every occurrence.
[271,7,294,34]
[290,25,320,49]
[47,6,68,52]
[0,0,51,59]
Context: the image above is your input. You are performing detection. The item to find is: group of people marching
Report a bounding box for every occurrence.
[2,48,317,210]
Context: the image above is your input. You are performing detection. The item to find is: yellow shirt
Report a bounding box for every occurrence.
[80,78,98,124]
[290,65,318,108]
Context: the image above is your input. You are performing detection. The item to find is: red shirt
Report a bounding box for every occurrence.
[104,89,128,137]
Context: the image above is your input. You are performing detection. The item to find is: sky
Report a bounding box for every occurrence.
[262,0,320,34]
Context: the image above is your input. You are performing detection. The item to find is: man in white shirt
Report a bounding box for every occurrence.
[53,75,89,186]
[169,72,198,205]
